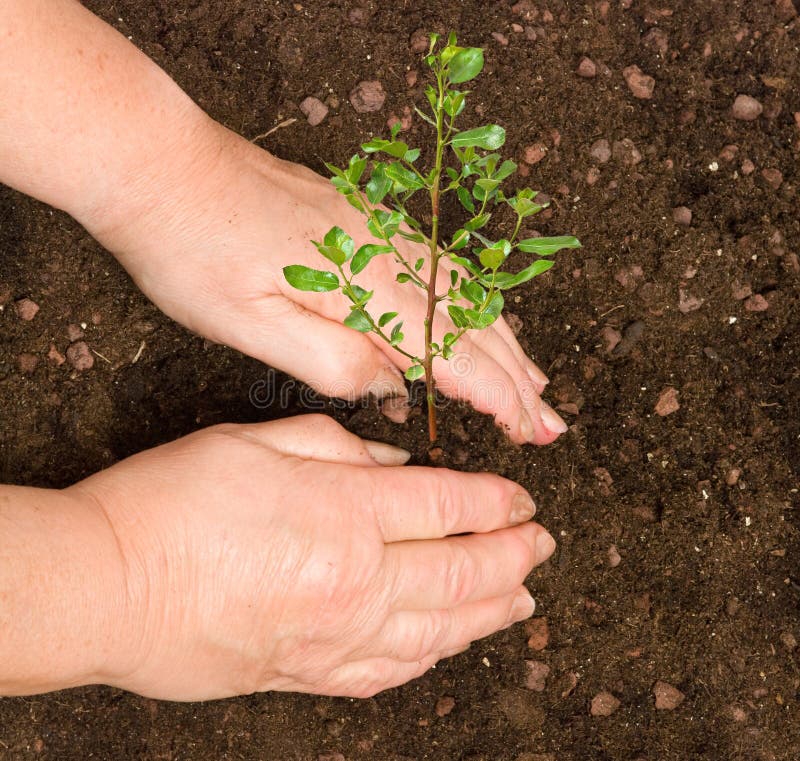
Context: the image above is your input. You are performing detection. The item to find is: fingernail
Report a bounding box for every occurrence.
[540,403,568,434]
[536,530,557,561]
[519,408,536,441]
[507,589,536,625]
[364,440,411,466]
[526,361,549,389]
[510,492,536,524]
[369,365,408,400]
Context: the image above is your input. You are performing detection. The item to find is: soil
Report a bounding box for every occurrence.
[1,1,799,759]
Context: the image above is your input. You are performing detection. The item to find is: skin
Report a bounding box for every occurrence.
[0,0,564,700]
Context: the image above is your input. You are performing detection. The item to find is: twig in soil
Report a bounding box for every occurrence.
[250,118,297,143]
[91,348,112,364]
[131,340,146,364]
[599,303,626,317]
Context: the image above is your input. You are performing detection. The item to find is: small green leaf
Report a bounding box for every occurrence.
[346,154,367,184]
[447,304,469,328]
[350,285,372,304]
[405,148,421,163]
[479,247,505,270]
[443,90,466,117]
[397,272,413,284]
[378,311,398,327]
[345,194,365,213]
[283,265,340,292]
[476,177,501,194]
[449,255,483,278]
[425,85,438,112]
[450,124,506,150]
[460,279,486,305]
[517,236,582,256]
[494,159,517,181]
[443,332,457,345]
[366,163,392,204]
[405,364,425,381]
[414,257,425,271]
[397,229,426,243]
[344,309,372,332]
[464,212,491,231]
[390,321,404,346]
[493,259,555,289]
[362,138,391,154]
[450,228,470,250]
[367,210,404,239]
[448,47,484,84]
[351,243,395,275]
[324,226,355,261]
[384,163,425,191]
[456,186,475,213]
[450,269,459,287]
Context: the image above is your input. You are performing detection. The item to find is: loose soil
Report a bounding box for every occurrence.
[1,1,799,759]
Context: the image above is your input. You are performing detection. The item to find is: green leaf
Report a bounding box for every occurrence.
[366,163,392,204]
[517,236,582,256]
[447,304,469,328]
[443,332,457,345]
[390,321,404,346]
[396,272,413,284]
[464,212,491,231]
[384,163,425,191]
[448,47,484,84]
[450,228,470,250]
[405,148,421,163]
[346,154,367,184]
[494,159,517,181]
[283,265,340,292]
[493,259,555,289]
[443,91,466,118]
[367,210,404,239]
[450,269,459,287]
[324,226,355,261]
[460,279,486,305]
[413,106,437,127]
[478,239,511,270]
[397,229,426,243]
[456,186,475,213]
[425,85,438,112]
[476,177,501,194]
[449,255,483,278]
[378,311,398,327]
[349,285,372,304]
[344,309,372,332]
[450,124,506,150]
[414,257,425,271]
[345,194,365,213]
[362,138,391,154]
[351,243,395,275]
[405,364,425,381]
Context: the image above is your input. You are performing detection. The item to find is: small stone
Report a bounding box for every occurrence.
[642,28,669,55]
[726,467,742,486]
[524,660,550,692]
[590,138,611,163]
[586,167,601,185]
[15,298,39,321]
[505,311,523,335]
[780,631,797,651]
[672,206,692,226]
[590,691,620,717]
[726,597,741,617]
[744,294,769,312]
[654,681,685,710]
[491,31,509,45]
[729,705,748,723]
[347,6,370,26]
[542,9,554,22]
[612,138,642,166]
[299,96,329,126]
[678,289,704,314]
[577,57,597,77]
[761,168,783,189]
[512,0,539,20]
[741,158,756,175]
[405,69,418,88]
[511,23,524,33]
[409,29,429,53]
[732,282,752,300]
[607,545,622,567]
[655,387,680,417]
[66,323,85,341]
[525,617,549,650]
[614,265,644,290]
[66,341,94,371]
[47,344,66,366]
[719,144,739,162]
[623,65,655,99]
[601,326,622,353]
[558,671,579,698]
[557,402,579,415]
[523,143,548,164]
[387,106,412,132]
[17,353,39,373]
[435,695,456,717]
[795,111,800,129]
[349,81,386,113]
[732,94,763,121]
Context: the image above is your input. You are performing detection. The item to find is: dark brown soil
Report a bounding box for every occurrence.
[1,1,799,759]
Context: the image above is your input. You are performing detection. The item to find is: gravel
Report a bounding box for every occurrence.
[732,94,763,121]
[623,65,655,99]
[349,80,386,113]
[299,96,329,126]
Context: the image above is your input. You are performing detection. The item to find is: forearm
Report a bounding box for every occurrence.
[0,485,126,695]
[0,0,218,232]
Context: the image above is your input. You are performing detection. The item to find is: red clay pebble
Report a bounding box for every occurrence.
[577,57,597,77]
[17,353,39,373]
[732,282,752,300]
[405,69,418,88]
[349,81,385,113]
[719,144,739,162]
[654,681,685,710]
[66,323,85,341]
[672,206,692,226]
[612,138,642,165]
[505,311,523,335]
[623,65,655,99]
[590,691,620,717]
[299,96,329,126]
[435,695,456,717]
[678,289,704,314]
[655,387,680,417]
[741,158,756,175]
[590,138,611,163]
[732,94,763,121]
[491,31,509,45]
[347,6,369,26]
[47,344,66,366]
[512,0,539,20]
[794,112,800,129]
[15,298,39,321]
[409,28,428,53]
[761,168,783,189]
[525,617,549,650]
[607,545,622,567]
[744,294,769,312]
[524,660,550,692]
[642,28,669,55]
[66,341,94,371]
[523,142,547,164]
[601,326,622,353]
[726,467,742,485]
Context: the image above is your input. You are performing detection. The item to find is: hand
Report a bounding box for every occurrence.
[69,415,555,701]
[89,125,568,446]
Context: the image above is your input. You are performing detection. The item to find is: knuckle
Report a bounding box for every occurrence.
[444,545,478,606]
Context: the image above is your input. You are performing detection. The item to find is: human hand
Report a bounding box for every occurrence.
[88,125,568,446]
[68,414,555,701]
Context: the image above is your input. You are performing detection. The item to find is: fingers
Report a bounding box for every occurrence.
[233,294,408,402]
[384,522,554,610]
[223,415,410,467]
[371,586,535,663]
[491,315,550,392]
[320,652,444,698]
[360,465,538,542]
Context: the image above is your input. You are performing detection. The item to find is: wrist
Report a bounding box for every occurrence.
[0,485,128,695]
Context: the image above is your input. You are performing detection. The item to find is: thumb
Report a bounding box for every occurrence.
[220,294,409,402]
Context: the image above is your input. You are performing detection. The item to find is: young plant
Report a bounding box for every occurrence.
[284,32,581,443]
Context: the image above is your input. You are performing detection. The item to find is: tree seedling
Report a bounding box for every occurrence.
[284,33,581,443]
